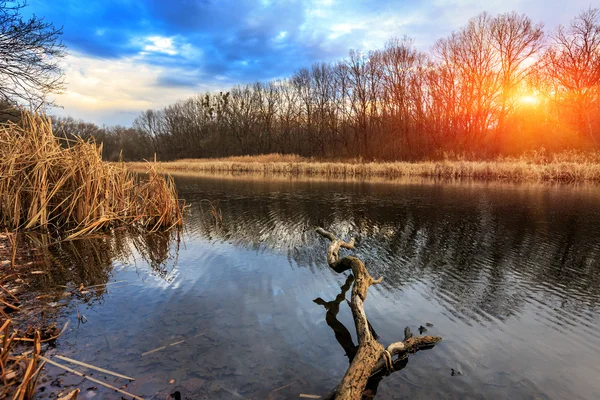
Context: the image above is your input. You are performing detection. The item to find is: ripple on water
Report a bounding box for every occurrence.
[33,176,600,399]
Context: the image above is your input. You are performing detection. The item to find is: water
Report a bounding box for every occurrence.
[30,174,600,399]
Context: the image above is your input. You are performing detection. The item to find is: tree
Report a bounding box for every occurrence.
[431,12,544,153]
[97,8,598,161]
[133,109,165,157]
[489,12,544,140]
[0,1,65,108]
[540,8,600,144]
[432,13,501,151]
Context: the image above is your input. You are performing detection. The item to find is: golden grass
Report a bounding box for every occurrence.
[0,113,183,238]
[127,152,600,183]
[0,319,46,400]
[181,153,309,163]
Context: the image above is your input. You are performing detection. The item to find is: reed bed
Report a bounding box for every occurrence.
[0,113,183,238]
[127,152,600,183]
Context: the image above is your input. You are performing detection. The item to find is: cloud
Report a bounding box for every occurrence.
[48,52,216,125]
[23,0,598,125]
[142,36,178,56]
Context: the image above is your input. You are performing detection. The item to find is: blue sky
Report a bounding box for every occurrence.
[24,0,594,125]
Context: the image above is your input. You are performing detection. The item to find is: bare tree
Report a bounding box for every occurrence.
[490,12,544,140]
[0,1,65,108]
[541,8,600,144]
[133,109,165,157]
[87,8,600,161]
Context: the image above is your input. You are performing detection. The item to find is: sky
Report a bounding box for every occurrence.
[24,0,594,126]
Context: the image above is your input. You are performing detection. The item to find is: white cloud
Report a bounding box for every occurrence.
[142,36,178,55]
[131,35,202,61]
[274,31,288,43]
[48,52,213,125]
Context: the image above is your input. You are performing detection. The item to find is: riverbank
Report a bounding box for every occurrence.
[126,152,600,183]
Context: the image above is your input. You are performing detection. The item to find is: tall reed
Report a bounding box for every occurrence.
[0,113,182,238]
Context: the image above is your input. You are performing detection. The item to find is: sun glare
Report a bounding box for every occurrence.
[518,94,540,106]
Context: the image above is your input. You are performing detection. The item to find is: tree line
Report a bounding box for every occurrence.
[58,8,600,161]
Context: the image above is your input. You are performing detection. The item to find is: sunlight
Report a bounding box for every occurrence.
[518,94,540,106]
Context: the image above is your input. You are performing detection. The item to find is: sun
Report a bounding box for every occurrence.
[517,94,540,106]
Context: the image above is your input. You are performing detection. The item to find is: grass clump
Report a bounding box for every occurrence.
[0,113,183,238]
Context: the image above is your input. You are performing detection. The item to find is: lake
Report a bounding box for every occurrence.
[31,173,600,399]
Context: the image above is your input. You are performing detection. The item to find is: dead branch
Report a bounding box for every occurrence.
[316,227,441,400]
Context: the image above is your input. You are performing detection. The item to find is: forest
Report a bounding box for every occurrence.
[52,8,600,161]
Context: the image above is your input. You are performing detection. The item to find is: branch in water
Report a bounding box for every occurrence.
[315,227,442,400]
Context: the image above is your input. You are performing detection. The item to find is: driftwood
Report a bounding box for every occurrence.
[316,227,441,400]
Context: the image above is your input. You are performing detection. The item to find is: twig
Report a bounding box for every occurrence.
[0,298,20,311]
[0,284,19,303]
[141,338,186,356]
[54,355,135,381]
[270,380,297,393]
[141,346,166,357]
[39,356,144,400]
[14,321,69,343]
[81,281,125,290]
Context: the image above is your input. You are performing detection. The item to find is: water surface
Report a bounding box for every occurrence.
[34,174,600,399]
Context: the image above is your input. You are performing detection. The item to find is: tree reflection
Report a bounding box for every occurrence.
[23,228,181,300]
[182,175,600,329]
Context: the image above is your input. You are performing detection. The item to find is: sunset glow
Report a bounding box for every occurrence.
[518,94,540,106]
[21,0,594,125]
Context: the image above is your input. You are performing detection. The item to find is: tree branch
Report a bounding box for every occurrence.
[316,227,441,400]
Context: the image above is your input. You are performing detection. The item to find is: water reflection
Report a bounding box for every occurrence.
[182,175,600,334]
[314,275,358,363]
[23,229,180,297]
[29,174,600,399]
[174,174,600,399]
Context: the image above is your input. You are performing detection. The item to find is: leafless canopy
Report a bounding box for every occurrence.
[0,1,65,108]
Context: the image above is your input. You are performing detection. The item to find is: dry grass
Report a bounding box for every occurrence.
[0,113,183,238]
[181,153,309,164]
[0,320,45,400]
[127,152,600,183]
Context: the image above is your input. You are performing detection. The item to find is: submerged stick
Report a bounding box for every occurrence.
[39,356,144,400]
[141,338,186,356]
[80,281,125,290]
[54,355,135,381]
[141,346,166,357]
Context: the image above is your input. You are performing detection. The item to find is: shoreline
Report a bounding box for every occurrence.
[126,157,600,184]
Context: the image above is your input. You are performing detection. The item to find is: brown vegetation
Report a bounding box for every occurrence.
[0,113,183,238]
[0,319,46,400]
[127,151,600,183]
